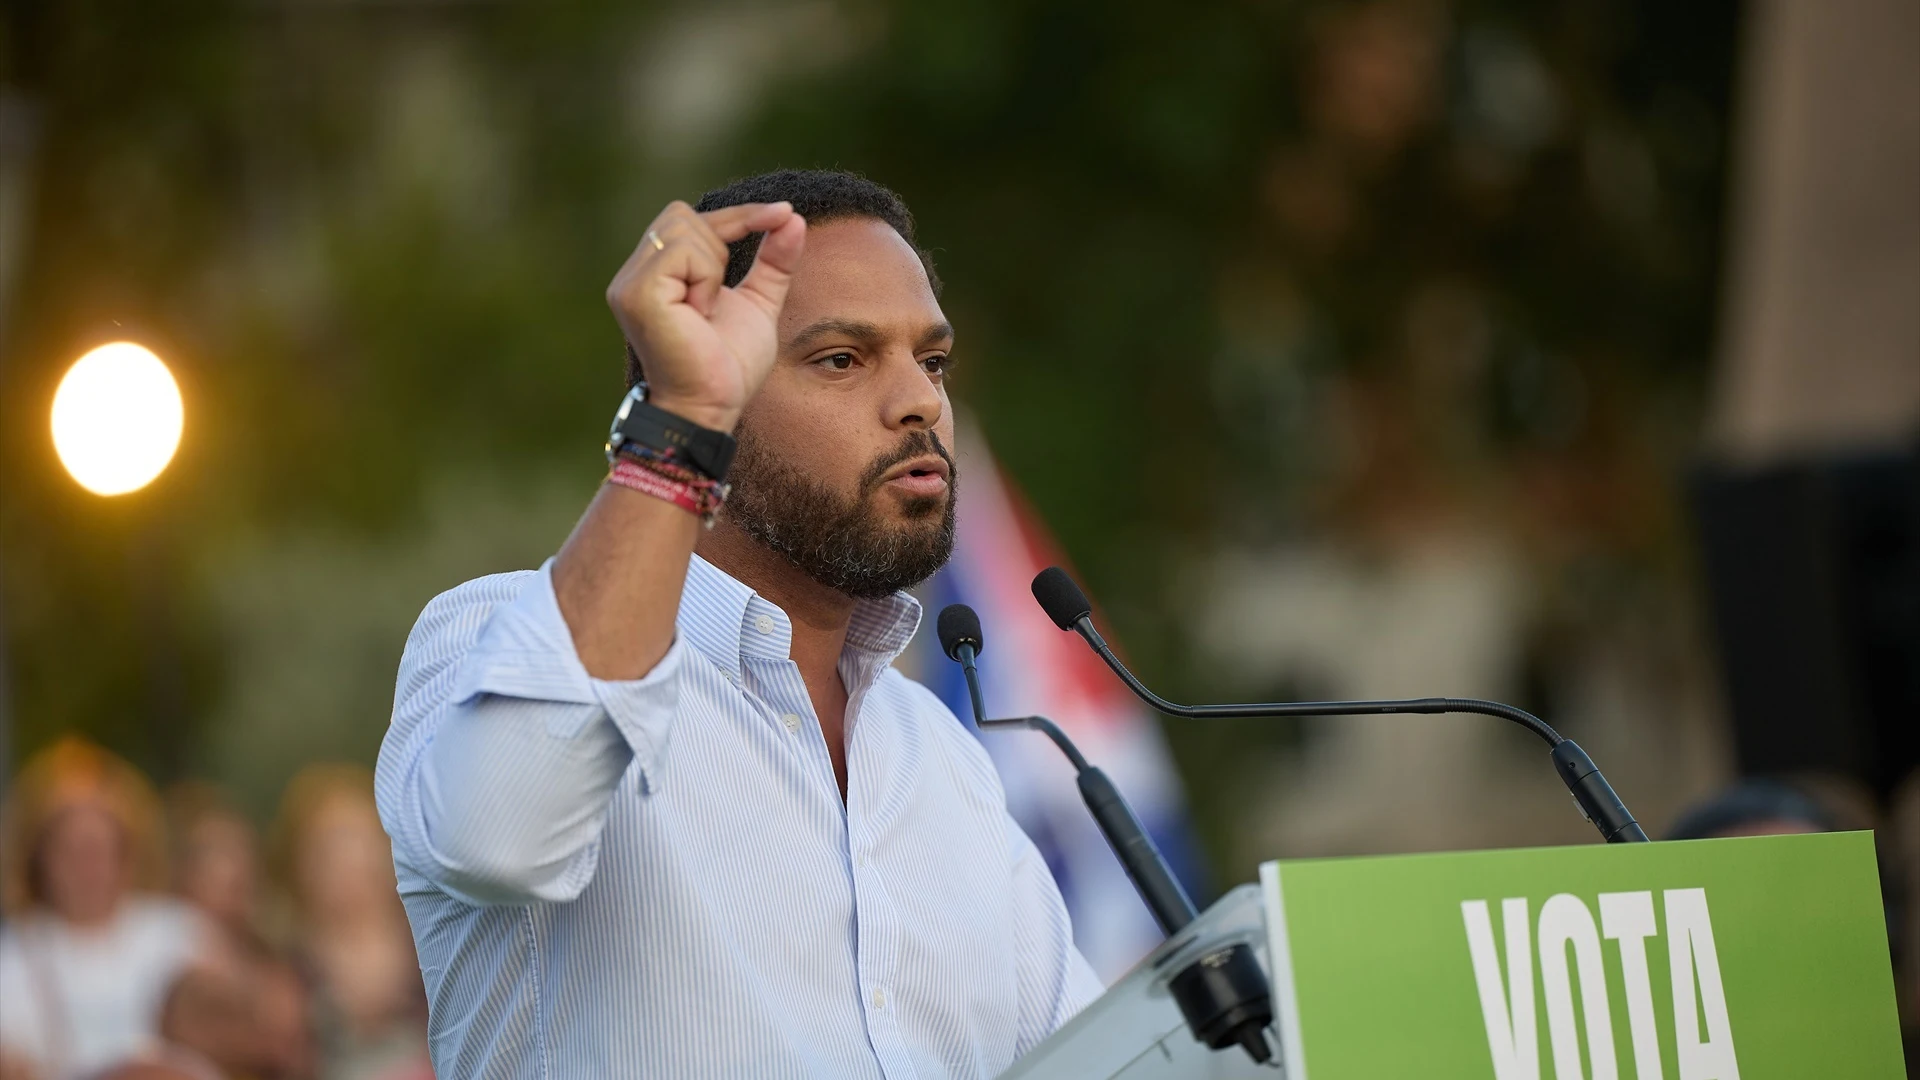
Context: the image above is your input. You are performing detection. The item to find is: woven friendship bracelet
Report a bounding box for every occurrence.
[607,456,729,525]
[610,441,703,482]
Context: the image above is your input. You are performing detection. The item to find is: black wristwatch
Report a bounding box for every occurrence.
[606,383,738,482]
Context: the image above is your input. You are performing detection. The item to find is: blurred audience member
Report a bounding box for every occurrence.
[158,965,311,1079]
[167,786,265,949]
[272,767,427,1080]
[0,739,214,1080]
[164,785,315,1079]
[1666,778,1838,840]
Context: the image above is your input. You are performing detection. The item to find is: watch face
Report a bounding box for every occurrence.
[612,384,645,430]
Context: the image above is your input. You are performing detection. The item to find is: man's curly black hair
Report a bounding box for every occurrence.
[625,169,940,388]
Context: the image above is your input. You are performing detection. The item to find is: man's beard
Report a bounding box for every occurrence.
[723,428,958,601]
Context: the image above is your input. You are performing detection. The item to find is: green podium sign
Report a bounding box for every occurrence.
[1259,831,1902,1079]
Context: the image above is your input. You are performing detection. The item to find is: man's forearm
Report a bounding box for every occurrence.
[552,481,703,680]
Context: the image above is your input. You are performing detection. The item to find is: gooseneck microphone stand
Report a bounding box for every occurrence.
[935,605,1276,1065]
[1028,567,1650,844]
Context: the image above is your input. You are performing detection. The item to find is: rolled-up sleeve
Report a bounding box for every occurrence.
[376,561,686,906]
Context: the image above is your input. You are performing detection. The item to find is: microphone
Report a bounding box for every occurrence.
[937,603,989,727]
[1030,567,1650,844]
[936,605,1275,1065]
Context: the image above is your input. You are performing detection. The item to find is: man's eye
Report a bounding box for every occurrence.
[922,354,951,375]
[820,353,855,371]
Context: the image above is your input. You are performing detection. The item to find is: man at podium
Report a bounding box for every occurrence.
[373,170,1102,1077]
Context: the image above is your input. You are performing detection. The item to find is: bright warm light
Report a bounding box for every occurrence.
[51,342,184,496]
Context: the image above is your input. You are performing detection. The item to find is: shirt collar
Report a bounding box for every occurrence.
[679,555,923,680]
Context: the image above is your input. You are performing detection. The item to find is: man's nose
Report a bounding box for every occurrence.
[882,352,944,431]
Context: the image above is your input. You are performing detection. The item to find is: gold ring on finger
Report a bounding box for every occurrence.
[645,229,666,252]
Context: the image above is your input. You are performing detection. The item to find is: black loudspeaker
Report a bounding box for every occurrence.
[1690,441,1920,800]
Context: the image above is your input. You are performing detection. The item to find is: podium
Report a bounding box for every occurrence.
[1005,831,1903,1079]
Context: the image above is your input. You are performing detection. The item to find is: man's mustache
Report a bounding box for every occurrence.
[857,430,957,493]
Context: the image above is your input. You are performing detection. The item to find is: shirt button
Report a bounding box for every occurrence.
[871,988,887,1010]
[780,712,802,733]
[754,614,776,635]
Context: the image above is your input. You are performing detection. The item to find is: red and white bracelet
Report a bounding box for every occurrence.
[607,457,729,525]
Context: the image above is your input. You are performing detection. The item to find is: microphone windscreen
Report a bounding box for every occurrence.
[1031,567,1093,630]
[936,604,984,661]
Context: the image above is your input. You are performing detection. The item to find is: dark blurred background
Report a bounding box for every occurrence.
[1,0,1915,1076]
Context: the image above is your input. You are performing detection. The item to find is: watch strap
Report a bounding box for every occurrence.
[608,385,737,481]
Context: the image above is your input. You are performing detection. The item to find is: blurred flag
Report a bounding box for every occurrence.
[916,431,1205,981]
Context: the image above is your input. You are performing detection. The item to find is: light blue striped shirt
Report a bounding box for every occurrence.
[375,555,1102,1078]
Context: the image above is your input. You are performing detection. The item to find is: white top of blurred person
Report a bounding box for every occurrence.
[0,799,213,1080]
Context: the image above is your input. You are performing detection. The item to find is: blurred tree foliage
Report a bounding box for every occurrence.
[1,0,1738,856]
